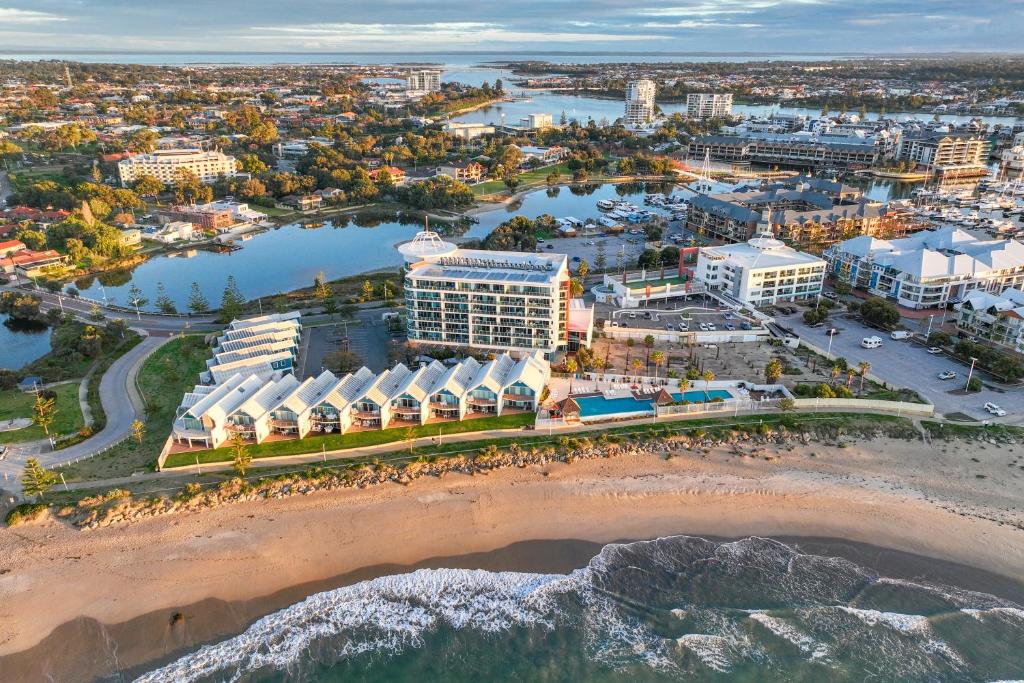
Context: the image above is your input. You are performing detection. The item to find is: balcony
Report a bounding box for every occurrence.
[467,396,497,406]
[503,393,534,402]
[269,418,299,428]
[352,408,381,418]
[392,404,421,415]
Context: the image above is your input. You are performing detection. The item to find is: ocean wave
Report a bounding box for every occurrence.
[136,536,1024,682]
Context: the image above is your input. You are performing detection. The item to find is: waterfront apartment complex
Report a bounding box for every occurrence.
[686,93,733,119]
[694,229,826,306]
[624,79,656,127]
[171,352,548,450]
[117,148,238,187]
[202,312,302,385]
[688,133,882,169]
[955,288,1024,355]
[400,231,593,358]
[686,176,893,248]
[826,227,1024,309]
[407,70,442,93]
[896,131,990,170]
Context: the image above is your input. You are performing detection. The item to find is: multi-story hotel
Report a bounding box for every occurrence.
[117,148,238,187]
[400,231,593,358]
[686,93,733,119]
[624,79,656,127]
[827,226,1024,309]
[171,352,549,450]
[695,228,826,306]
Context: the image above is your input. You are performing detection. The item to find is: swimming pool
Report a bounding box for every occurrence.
[574,390,732,418]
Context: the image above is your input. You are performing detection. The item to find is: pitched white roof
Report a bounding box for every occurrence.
[233,373,301,421]
[470,355,516,393]
[502,351,549,393]
[392,360,448,402]
[428,357,481,397]
[318,367,376,410]
[361,364,413,406]
[207,353,292,385]
[185,373,264,424]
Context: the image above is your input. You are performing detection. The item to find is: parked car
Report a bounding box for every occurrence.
[926,347,943,354]
[823,292,839,300]
[938,370,958,380]
[724,323,736,331]
[740,321,752,330]
[610,321,619,327]
[706,323,717,331]
[984,402,1007,416]
[629,312,637,319]
[678,322,689,331]
[890,330,913,340]
[723,313,733,320]
[665,324,673,331]
[861,336,883,349]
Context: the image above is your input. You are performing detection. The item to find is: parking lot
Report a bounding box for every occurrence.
[779,309,1024,422]
[606,305,755,334]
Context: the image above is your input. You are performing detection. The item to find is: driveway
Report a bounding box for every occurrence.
[779,310,1024,422]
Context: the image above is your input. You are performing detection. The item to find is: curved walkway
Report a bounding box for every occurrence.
[0,335,170,483]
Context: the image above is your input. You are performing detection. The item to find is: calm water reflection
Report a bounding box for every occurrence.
[0,315,52,370]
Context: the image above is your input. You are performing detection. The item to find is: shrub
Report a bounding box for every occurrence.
[5,503,48,527]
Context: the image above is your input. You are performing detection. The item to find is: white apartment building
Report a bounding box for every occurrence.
[896,131,990,169]
[955,288,1024,354]
[686,93,733,119]
[117,148,238,187]
[171,352,549,449]
[400,231,593,358]
[520,113,553,130]
[624,79,656,127]
[695,229,826,306]
[407,70,442,93]
[443,122,495,140]
[827,227,1024,309]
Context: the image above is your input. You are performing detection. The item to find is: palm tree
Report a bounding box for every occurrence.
[624,337,635,366]
[570,278,584,298]
[702,369,715,401]
[564,357,578,375]
[846,369,857,388]
[829,364,841,386]
[764,358,783,384]
[643,334,655,365]
[651,350,665,379]
[858,361,871,396]
[631,357,644,379]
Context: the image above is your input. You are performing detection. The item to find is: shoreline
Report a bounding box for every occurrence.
[4,534,1021,683]
[1,434,1023,679]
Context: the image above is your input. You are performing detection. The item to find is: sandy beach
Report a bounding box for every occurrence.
[1,434,1022,680]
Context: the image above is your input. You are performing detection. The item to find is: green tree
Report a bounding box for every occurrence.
[778,397,796,412]
[154,282,177,314]
[569,278,584,298]
[361,279,375,302]
[859,298,900,328]
[577,259,590,280]
[651,350,665,379]
[187,282,209,314]
[131,174,164,197]
[131,419,146,444]
[644,334,655,365]
[21,458,58,501]
[231,434,252,476]
[594,241,607,271]
[219,275,246,323]
[702,369,715,401]
[764,358,783,384]
[32,392,57,436]
[126,283,148,318]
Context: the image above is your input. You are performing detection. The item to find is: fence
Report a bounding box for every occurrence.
[791,398,934,417]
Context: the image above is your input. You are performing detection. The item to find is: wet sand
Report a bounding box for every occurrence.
[1,436,1022,681]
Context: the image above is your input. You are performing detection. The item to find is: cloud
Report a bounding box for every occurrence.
[634,1,820,17]
[639,20,761,28]
[243,21,667,45]
[0,7,67,23]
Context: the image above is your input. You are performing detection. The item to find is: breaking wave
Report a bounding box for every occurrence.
[136,536,1024,682]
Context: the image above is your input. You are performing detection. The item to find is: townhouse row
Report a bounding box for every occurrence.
[171,352,549,450]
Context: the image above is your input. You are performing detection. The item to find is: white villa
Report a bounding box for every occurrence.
[171,352,549,450]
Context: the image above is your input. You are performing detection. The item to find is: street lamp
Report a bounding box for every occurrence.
[965,356,978,392]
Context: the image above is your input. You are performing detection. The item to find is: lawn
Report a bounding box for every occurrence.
[56,335,210,482]
[162,411,537,468]
[0,383,83,444]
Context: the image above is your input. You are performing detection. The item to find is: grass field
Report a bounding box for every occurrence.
[162,411,537,468]
[0,383,83,444]
[56,335,210,482]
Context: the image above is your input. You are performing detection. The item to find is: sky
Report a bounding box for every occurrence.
[0,0,1020,54]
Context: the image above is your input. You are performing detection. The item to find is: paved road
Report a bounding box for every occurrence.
[778,310,1024,422]
[0,335,170,482]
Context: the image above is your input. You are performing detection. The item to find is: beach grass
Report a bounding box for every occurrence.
[55,335,210,481]
[0,383,84,444]
[162,411,537,468]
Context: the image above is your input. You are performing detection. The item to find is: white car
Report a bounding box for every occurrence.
[860,336,883,349]
[926,347,943,354]
[984,402,1007,417]
[706,323,717,331]
[938,370,957,380]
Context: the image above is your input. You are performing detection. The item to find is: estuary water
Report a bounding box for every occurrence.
[134,535,1024,682]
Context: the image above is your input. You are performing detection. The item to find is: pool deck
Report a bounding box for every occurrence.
[548,376,743,422]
